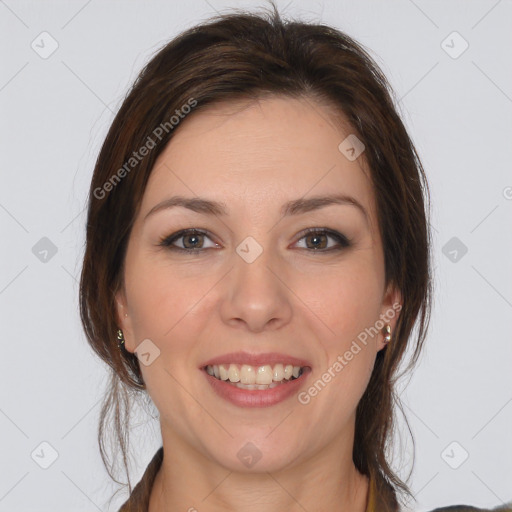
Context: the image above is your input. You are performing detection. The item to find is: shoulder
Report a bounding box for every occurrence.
[425,504,512,512]
[117,446,164,512]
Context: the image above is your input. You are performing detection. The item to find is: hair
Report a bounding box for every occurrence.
[79,4,432,510]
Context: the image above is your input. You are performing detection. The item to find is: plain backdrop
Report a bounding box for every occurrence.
[1,1,511,511]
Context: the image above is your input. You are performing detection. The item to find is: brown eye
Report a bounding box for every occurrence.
[159,229,219,253]
[295,229,350,252]
[182,232,204,249]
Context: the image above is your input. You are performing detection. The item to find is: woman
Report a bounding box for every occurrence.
[79,6,510,512]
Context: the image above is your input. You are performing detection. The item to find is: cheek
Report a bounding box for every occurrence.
[292,258,383,351]
[295,265,380,429]
[125,257,212,342]
[126,261,211,428]
[124,258,216,400]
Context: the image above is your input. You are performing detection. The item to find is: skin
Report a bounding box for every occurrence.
[115,95,401,512]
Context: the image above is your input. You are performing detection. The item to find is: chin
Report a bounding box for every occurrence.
[202,433,304,474]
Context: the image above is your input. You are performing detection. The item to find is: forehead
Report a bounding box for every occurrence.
[141,96,377,229]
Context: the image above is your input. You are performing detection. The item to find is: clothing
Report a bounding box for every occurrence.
[118,447,511,512]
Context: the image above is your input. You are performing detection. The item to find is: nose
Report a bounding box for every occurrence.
[219,247,293,333]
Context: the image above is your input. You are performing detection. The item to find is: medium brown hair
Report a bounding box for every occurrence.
[79,5,432,509]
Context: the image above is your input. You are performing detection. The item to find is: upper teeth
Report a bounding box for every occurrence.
[206,364,303,384]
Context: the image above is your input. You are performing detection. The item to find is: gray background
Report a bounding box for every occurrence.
[1,0,511,510]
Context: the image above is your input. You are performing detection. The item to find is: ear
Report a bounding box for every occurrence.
[115,288,135,353]
[378,282,402,351]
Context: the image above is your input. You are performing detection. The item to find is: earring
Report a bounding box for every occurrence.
[117,329,125,348]
[382,324,391,344]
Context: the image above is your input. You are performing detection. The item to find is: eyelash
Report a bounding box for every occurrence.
[158,228,351,255]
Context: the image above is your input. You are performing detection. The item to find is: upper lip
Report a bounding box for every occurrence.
[200,351,312,369]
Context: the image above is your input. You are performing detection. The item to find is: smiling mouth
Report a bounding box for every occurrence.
[204,363,309,390]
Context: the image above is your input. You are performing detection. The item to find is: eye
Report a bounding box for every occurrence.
[158,229,219,253]
[158,227,350,254]
[294,228,351,252]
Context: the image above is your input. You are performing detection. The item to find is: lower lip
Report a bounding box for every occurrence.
[203,369,311,408]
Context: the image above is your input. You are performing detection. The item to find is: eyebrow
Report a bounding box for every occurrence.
[144,194,369,224]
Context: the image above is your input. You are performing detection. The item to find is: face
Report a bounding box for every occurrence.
[115,96,401,473]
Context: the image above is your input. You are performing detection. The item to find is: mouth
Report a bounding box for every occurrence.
[204,363,309,390]
[200,352,312,407]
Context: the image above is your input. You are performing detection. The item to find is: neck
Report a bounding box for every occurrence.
[149,428,370,512]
